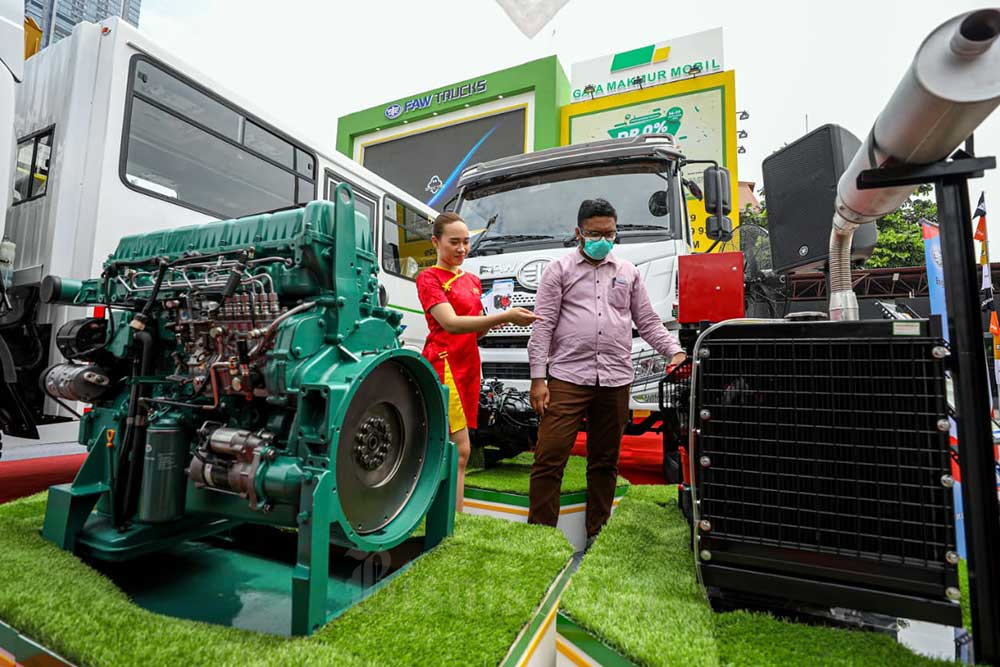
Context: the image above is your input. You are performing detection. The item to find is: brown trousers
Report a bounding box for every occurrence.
[528,378,630,537]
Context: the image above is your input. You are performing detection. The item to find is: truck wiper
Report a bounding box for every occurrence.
[616,224,671,232]
[470,229,558,256]
[468,214,499,257]
[476,234,557,245]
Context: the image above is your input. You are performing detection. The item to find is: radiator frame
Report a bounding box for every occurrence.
[688,318,961,626]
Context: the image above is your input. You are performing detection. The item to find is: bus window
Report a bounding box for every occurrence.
[133,59,240,141]
[245,121,293,169]
[297,178,315,205]
[12,127,53,205]
[325,172,375,239]
[13,140,32,202]
[121,56,316,219]
[296,148,314,177]
[382,197,433,281]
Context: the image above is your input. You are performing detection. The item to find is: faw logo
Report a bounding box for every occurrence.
[425,175,443,194]
[516,259,551,291]
[480,264,515,276]
[384,104,402,120]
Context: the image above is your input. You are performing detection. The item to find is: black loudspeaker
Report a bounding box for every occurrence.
[762,124,878,274]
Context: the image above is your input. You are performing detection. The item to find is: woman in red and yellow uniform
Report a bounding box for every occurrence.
[417,212,541,510]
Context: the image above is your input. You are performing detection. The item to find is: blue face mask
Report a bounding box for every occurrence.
[582,237,614,261]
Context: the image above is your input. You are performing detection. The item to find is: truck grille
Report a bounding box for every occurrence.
[692,319,959,625]
[488,319,537,336]
[479,336,529,349]
[482,362,532,380]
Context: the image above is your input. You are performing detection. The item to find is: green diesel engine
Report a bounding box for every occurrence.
[38,187,455,635]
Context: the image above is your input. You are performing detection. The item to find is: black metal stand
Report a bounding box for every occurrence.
[859,154,1000,664]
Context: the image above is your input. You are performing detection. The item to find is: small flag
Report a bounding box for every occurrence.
[974,192,987,242]
[982,264,996,312]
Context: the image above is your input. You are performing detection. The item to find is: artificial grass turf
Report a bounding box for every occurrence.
[0,492,572,666]
[960,558,971,632]
[561,484,720,667]
[561,484,958,667]
[464,451,629,495]
[713,611,950,667]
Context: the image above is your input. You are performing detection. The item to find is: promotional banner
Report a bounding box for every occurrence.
[569,89,721,148]
[923,220,965,557]
[570,28,724,101]
[336,55,568,175]
[361,106,528,208]
[923,221,948,336]
[562,71,737,252]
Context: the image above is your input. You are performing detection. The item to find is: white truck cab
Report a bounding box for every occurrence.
[453,136,697,460]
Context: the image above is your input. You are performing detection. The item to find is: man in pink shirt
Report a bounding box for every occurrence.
[527,199,686,548]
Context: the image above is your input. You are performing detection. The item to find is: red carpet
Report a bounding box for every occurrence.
[0,434,664,505]
[572,432,665,485]
[0,454,86,504]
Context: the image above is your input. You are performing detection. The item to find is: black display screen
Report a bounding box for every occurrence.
[362,108,526,208]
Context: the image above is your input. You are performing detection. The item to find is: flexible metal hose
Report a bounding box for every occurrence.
[828,217,860,321]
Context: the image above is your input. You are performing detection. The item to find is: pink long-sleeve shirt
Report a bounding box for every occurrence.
[527,249,683,388]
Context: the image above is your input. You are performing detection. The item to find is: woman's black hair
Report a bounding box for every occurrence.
[432,211,465,238]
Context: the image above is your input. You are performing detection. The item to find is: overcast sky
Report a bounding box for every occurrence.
[140,0,1000,252]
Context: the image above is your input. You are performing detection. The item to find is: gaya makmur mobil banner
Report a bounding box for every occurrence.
[569,28,724,102]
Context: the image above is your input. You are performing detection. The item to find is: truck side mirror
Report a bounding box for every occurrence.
[703,166,731,216]
[683,179,703,201]
[706,216,733,242]
[648,190,670,217]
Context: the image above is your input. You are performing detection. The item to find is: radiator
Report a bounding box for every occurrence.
[690,318,961,626]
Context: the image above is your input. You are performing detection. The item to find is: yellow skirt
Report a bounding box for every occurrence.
[442,358,467,434]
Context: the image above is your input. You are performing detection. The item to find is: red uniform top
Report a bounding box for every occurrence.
[416,266,483,432]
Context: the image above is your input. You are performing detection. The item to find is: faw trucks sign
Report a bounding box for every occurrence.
[570,28,724,101]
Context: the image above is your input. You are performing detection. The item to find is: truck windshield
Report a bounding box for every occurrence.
[459,164,677,255]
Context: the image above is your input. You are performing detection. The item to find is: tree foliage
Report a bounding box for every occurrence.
[866,184,936,269]
[739,200,767,229]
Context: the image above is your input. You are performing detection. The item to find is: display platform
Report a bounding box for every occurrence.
[89,524,433,637]
[464,453,629,552]
[557,485,960,667]
[0,492,572,666]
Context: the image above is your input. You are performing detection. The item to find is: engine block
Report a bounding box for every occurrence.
[38,187,455,635]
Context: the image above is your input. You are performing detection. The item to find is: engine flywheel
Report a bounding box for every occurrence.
[336,358,429,533]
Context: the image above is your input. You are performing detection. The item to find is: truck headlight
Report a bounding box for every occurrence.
[632,352,667,384]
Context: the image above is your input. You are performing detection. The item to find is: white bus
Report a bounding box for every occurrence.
[0,17,435,444]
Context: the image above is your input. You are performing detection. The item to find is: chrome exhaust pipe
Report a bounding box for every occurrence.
[829,9,1000,320]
